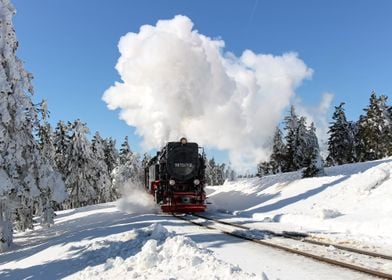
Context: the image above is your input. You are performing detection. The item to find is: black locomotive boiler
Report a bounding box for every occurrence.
[144,137,206,212]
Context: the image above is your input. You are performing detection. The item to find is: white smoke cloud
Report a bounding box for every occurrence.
[103,15,314,171]
[116,180,159,214]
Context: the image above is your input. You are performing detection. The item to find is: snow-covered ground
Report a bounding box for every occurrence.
[1,158,392,279]
[207,157,392,254]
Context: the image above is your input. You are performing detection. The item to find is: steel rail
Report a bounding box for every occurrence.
[192,213,392,261]
[173,213,392,280]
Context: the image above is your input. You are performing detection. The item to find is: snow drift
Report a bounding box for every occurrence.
[207,158,392,246]
[68,223,257,280]
[103,15,315,170]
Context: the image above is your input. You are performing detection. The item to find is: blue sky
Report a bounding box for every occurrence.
[12,0,392,165]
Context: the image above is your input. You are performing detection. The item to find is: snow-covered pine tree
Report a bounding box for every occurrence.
[36,100,66,226]
[283,106,299,171]
[103,137,119,201]
[91,132,111,203]
[349,121,359,161]
[205,158,216,185]
[0,0,34,237]
[378,95,392,157]
[270,127,287,173]
[0,0,65,249]
[103,137,119,175]
[293,116,308,170]
[326,103,355,166]
[387,104,392,156]
[204,158,225,185]
[63,120,96,208]
[119,135,131,165]
[53,120,70,177]
[224,163,236,182]
[120,137,143,183]
[112,136,142,198]
[257,161,273,177]
[302,123,324,177]
[216,163,226,185]
[356,91,390,161]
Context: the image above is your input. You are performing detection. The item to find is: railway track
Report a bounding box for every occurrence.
[173,213,392,279]
[192,213,392,261]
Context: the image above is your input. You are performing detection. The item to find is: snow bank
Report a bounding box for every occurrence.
[207,158,392,245]
[68,223,257,280]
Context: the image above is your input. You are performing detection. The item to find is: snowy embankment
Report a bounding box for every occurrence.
[207,158,392,249]
[0,204,257,279]
[66,223,256,280]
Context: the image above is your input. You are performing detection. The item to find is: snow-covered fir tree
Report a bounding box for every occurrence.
[326,103,355,166]
[387,104,392,155]
[205,158,215,185]
[103,137,119,201]
[356,92,390,161]
[112,136,142,198]
[205,158,226,185]
[377,95,392,156]
[302,123,324,177]
[259,108,324,177]
[293,116,308,170]
[216,163,226,185]
[36,100,66,226]
[0,0,64,250]
[257,161,273,177]
[270,127,286,173]
[91,132,111,203]
[283,106,299,172]
[206,158,217,185]
[119,136,131,165]
[63,120,96,208]
[103,137,119,175]
[53,120,70,177]
[224,164,236,182]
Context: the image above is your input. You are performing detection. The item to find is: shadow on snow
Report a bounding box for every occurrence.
[0,208,249,279]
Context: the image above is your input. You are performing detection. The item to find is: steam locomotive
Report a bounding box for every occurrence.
[144,138,206,213]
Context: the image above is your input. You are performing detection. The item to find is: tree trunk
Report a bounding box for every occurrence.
[0,199,13,251]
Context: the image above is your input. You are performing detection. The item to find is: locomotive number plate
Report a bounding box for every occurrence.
[174,163,193,168]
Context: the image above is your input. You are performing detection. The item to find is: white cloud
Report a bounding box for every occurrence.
[103,15,314,171]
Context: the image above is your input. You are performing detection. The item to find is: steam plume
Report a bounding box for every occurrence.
[103,15,314,170]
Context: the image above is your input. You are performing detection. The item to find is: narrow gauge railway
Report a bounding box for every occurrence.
[192,213,392,261]
[173,213,392,280]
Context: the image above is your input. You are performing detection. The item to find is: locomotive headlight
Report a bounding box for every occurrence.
[169,179,176,186]
[193,179,200,185]
[180,137,187,144]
